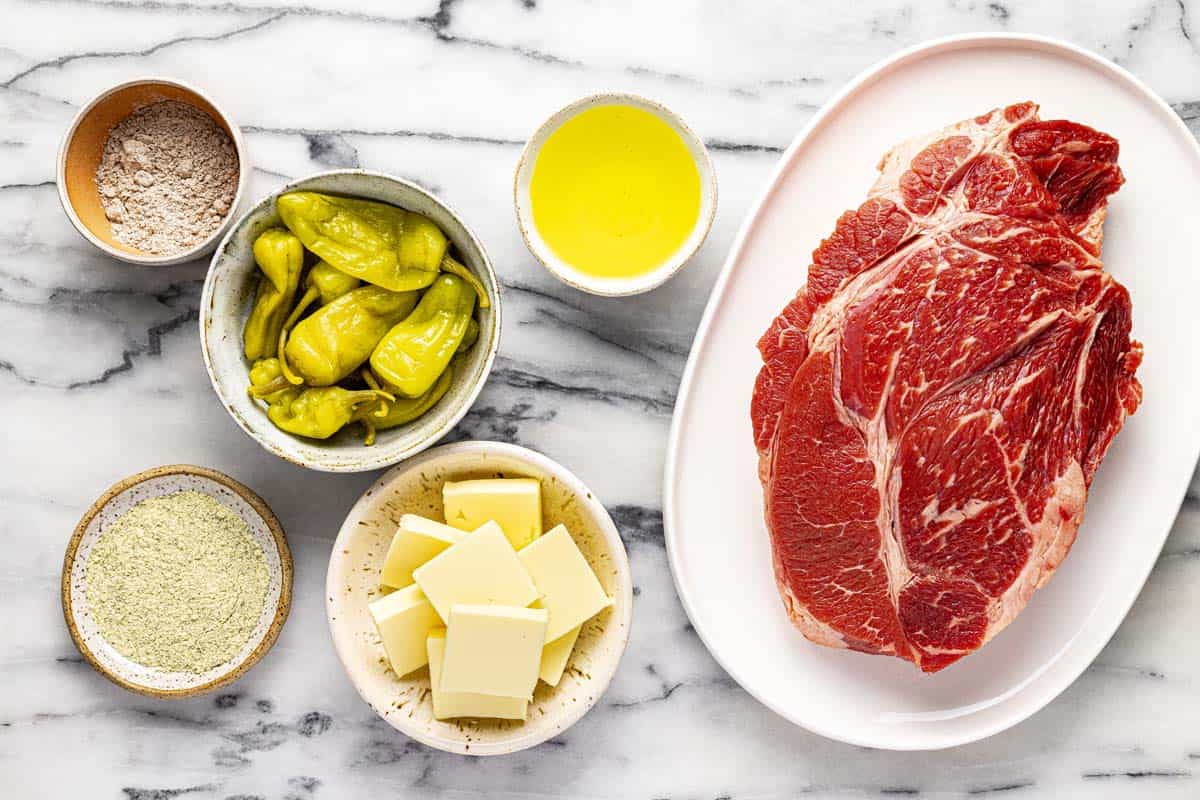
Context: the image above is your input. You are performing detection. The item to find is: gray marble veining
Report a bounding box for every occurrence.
[2,1,1199,798]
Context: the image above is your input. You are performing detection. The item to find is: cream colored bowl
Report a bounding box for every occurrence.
[514,92,717,296]
[326,441,633,756]
[57,77,248,265]
[201,170,501,473]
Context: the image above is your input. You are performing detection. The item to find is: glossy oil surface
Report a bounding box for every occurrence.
[530,104,701,280]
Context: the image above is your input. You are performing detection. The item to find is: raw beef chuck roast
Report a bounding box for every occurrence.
[750,103,1142,672]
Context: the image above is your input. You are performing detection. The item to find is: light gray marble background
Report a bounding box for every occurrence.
[3,1,1198,798]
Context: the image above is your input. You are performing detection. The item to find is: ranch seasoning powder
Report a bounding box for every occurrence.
[85,491,270,673]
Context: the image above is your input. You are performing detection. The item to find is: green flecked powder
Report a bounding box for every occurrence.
[85,490,270,673]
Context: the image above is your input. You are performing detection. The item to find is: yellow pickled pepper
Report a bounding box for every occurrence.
[277,192,447,293]
[243,229,304,361]
[370,274,476,398]
[267,385,391,440]
[281,286,418,386]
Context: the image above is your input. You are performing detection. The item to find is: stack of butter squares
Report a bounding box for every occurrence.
[367,477,612,720]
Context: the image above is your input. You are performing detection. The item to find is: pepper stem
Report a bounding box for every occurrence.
[276,288,318,386]
[277,331,306,385]
[347,389,395,408]
[247,375,290,399]
[440,255,490,308]
[360,369,392,418]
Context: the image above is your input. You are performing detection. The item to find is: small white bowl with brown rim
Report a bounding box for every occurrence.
[513,92,718,297]
[62,464,292,698]
[57,77,249,265]
[326,441,633,755]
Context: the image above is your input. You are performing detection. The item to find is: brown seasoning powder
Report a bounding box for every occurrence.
[84,490,270,673]
[95,100,239,255]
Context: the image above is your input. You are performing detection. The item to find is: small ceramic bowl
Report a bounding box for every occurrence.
[201,170,501,473]
[57,77,249,265]
[514,92,717,296]
[326,441,633,756]
[62,465,292,698]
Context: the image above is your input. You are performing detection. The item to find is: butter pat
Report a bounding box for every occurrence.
[367,584,442,678]
[443,478,542,548]
[440,604,548,699]
[539,625,580,687]
[427,629,528,720]
[518,524,612,642]
[380,515,465,589]
[412,521,540,622]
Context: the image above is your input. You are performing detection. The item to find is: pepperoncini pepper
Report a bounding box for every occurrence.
[458,318,480,352]
[369,274,476,398]
[275,261,361,370]
[243,229,304,361]
[440,255,490,309]
[266,385,392,440]
[246,358,295,402]
[356,366,454,446]
[276,192,490,309]
[287,261,361,326]
[277,192,449,293]
[279,286,419,387]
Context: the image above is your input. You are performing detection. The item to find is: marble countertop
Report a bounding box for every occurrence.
[3,1,1198,797]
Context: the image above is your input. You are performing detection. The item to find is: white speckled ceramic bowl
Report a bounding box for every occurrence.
[514,92,718,296]
[57,77,249,266]
[62,465,292,698]
[326,441,633,756]
[201,170,501,473]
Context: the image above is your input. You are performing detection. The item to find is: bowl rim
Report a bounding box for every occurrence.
[199,168,502,473]
[61,464,293,699]
[325,440,635,756]
[513,91,718,297]
[55,75,250,266]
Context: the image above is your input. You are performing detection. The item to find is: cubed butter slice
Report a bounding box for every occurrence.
[440,604,548,699]
[427,629,528,720]
[380,514,465,589]
[539,625,581,687]
[518,524,612,642]
[442,478,542,548]
[367,583,442,678]
[413,521,540,622]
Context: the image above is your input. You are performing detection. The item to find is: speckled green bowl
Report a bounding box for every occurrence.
[200,170,501,473]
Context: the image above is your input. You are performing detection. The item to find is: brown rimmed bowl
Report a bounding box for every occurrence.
[57,77,249,265]
[62,464,292,698]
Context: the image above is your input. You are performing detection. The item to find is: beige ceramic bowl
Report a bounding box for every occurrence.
[200,170,501,473]
[62,465,292,698]
[57,77,248,265]
[326,441,633,756]
[514,92,718,296]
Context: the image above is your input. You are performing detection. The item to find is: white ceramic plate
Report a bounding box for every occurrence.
[664,34,1200,750]
[326,441,633,756]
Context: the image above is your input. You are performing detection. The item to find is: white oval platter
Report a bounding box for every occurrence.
[664,33,1200,750]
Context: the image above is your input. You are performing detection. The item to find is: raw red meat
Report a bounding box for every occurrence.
[750,103,1142,672]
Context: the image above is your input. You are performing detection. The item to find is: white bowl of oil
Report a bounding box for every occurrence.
[514,93,717,297]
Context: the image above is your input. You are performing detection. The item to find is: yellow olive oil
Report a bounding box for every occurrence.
[530,104,702,280]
